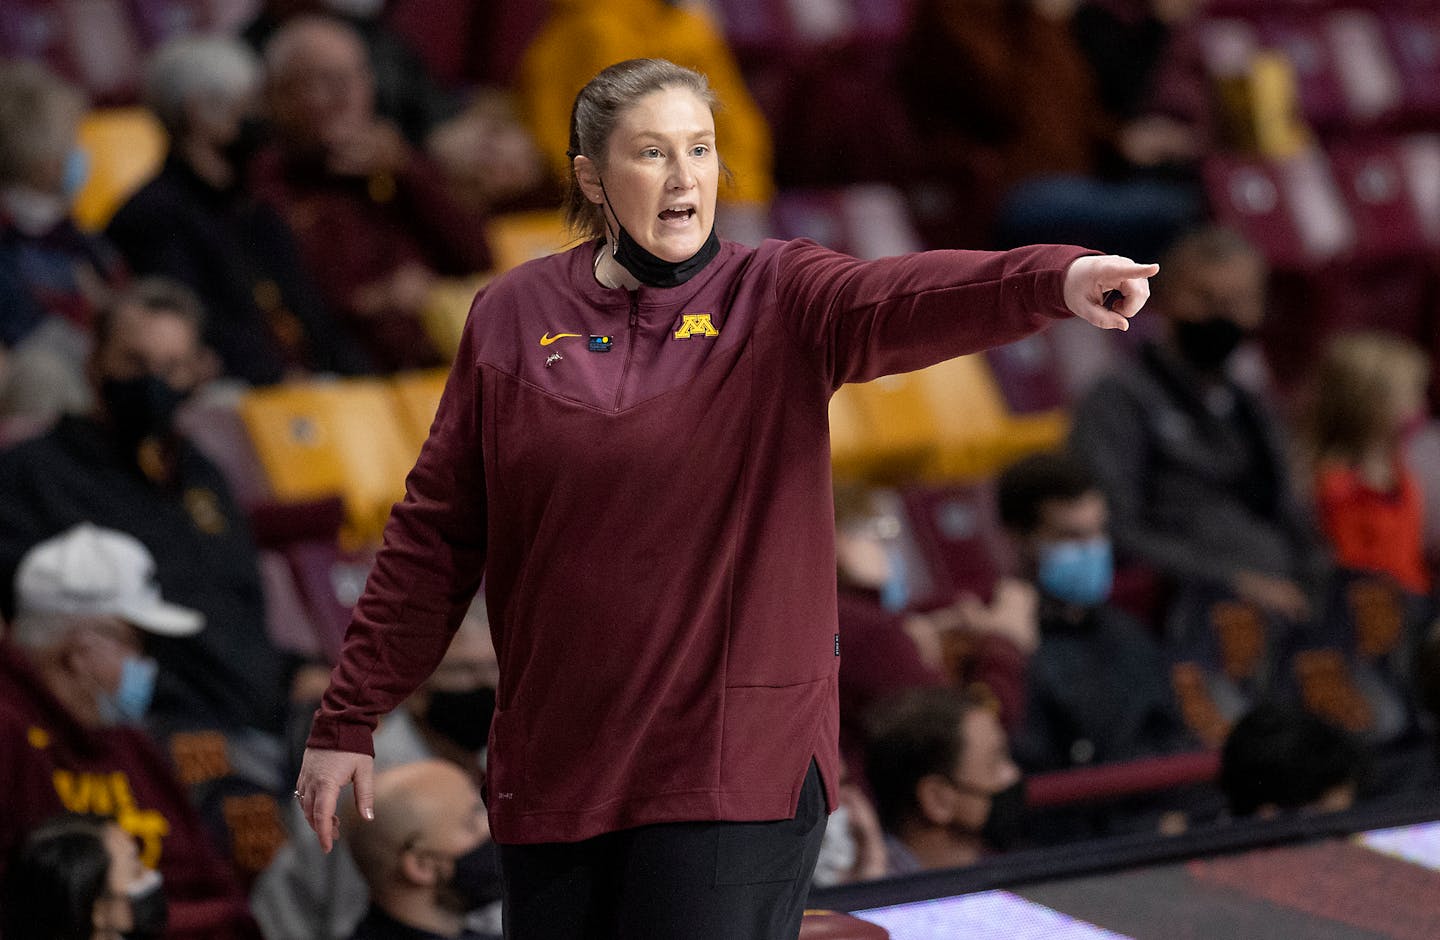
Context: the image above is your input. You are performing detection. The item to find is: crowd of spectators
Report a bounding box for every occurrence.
[3,0,1440,936]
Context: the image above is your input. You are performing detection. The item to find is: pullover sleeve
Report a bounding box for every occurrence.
[770,240,1089,389]
[306,296,489,755]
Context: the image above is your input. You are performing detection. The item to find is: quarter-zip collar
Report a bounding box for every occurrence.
[572,237,740,318]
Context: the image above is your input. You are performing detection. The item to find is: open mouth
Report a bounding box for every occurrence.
[658,207,696,223]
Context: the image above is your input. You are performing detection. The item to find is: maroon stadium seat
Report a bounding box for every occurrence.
[983,332,1070,417]
[0,0,145,104]
[1328,138,1431,259]
[178,398,273,510]
[898,482,1010,605]
[1203,148,1354,270]
[770,186,922,259]
[258,549,323,659]
[1381,7,1440,126]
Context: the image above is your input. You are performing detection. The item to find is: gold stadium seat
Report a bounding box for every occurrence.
[828,371,937,484]
[239,380,416,547]
[829,354,1068,485]
[486,208,576,274]
[421,274,489,360]
[72,107,167,232]
[389,368,449,456]
[913,354,1066,480]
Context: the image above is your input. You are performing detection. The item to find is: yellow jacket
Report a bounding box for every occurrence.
[518,0,775,205]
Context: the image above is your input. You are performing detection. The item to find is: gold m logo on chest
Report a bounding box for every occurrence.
[673,313,719,339]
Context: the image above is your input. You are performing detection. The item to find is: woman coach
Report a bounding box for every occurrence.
[295,58,1156,939]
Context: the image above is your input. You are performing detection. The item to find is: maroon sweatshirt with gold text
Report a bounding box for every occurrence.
[308,237,1088,843]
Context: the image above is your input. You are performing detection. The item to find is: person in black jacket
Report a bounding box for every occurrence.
[108,35,370,384]
[997,451,1195,772]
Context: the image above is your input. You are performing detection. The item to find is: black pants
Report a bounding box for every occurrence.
[499,761,827,940]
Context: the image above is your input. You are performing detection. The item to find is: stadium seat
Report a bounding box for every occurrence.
[239,380,416,547]
[283,540,368,664]
[1203,147,1354,269]
[913,355,1065,481]
[898,481,1009,604]
[828,374,937,484]
[73,107,167,232]
[1249,9,1401,131]
[1328,139,1431,259]
[178,395,272,510]
[389,368,448,455]
[1381,7,1440,127]
[0,0,146,104]
[382,0,478,88]
[1398,133,1440,245]
[771,185,922,259]
[420,276,486,361]
[983,332,1069,416]
[258,549,323,659]
[127,0,238,44]
[486,209,573,273]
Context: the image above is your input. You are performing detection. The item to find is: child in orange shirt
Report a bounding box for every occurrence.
[1303,332,1431,595]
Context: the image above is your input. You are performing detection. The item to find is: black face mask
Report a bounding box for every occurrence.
[219,116,269,176]
[600,180,721,289]
[424,686,496,754]
[981,781,1028,851]
[101,375,187,449]
[1173,316,1246,372]
[437,840,503,914]
[123,874,168,940]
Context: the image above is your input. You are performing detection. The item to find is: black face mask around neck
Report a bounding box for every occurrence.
[1173,316,1247,372]
[599,180,720,289]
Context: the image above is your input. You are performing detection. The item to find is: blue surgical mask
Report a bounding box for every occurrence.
[880,543,910,612]
[61,147,90,200]
[1037,537,1113,608]
[101,655,159,724]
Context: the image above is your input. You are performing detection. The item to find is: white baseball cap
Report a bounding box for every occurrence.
[15,524,205,637]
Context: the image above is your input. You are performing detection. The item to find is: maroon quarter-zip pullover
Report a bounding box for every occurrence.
[308,237,1089,844]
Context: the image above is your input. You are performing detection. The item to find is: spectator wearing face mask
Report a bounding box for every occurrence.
[2,815,170,940]
[252,602,498,939]
[997,452,1195,774]
[1069,226,1327,623]
[864,687,1025,874]
[0,527,252,939]
[0,278,326,879]
[343,760,502,940]
[373,597,497,775]
[107,35,370,385]
[0,60,128,420]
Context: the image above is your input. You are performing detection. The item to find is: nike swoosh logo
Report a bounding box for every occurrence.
[540,332,582,346]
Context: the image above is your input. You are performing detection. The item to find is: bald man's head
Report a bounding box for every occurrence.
[263,14,373,149]
[344,760,487,891]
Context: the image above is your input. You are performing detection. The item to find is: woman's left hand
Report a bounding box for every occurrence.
[1063,255,1160,331]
